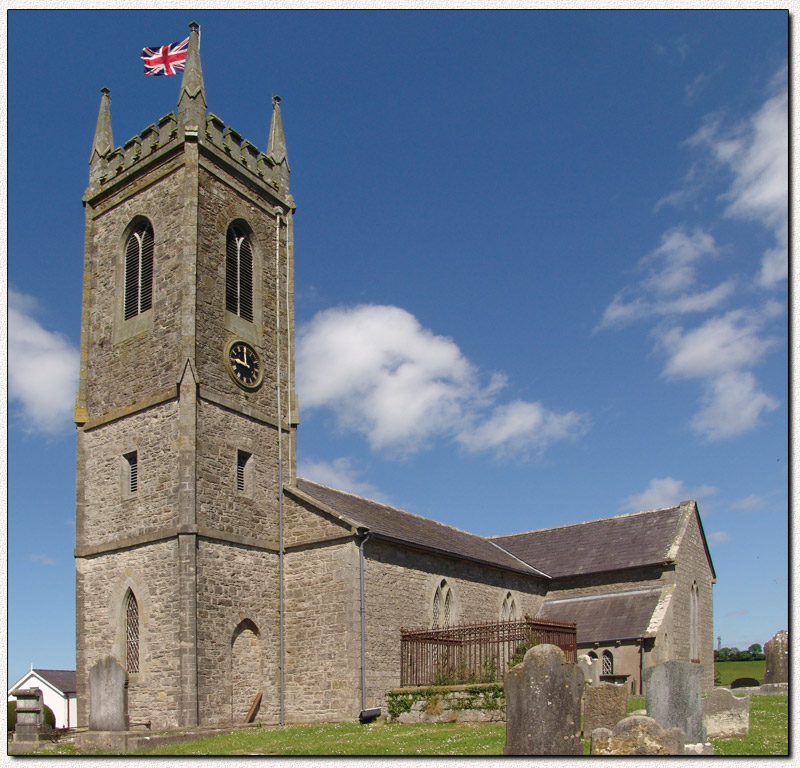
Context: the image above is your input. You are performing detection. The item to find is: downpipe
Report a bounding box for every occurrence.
[358,532,380,723]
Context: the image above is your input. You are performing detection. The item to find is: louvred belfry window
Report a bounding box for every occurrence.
[125,590,140,674]
[124,223,154,320]
[226,225,254,322]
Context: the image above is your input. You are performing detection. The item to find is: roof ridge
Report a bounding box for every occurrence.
[490,504,683,540]
[296,476,499,542]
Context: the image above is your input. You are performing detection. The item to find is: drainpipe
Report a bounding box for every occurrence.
[275,210,285,726]
[639,636,645,696]
[359,532,380,722]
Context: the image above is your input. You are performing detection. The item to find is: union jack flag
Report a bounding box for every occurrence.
[141,37,189,76]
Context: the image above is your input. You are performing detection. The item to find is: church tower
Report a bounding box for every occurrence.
[74,24,297,728]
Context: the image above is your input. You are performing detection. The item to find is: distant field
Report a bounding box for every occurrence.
[715,660,766,687]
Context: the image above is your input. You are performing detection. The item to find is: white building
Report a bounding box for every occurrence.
[8,668,77,729]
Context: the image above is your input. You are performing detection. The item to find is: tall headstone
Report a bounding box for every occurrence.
[583,681,628,735]
[89,655,128,731]
[504,644,584,755]
[643,661,705,743]
[763,630,788,684]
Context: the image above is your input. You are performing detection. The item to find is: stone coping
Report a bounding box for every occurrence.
[389,682,504,694]
[723,682,787,695]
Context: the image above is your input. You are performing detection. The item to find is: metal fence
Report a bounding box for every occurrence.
[400,617,577,688]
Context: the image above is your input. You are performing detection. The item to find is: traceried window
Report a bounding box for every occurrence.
[432,579,453,629]
[500,591,519,621]
[226,225,254,322]
[124,223,154,320]
[602,650,614,676]
[125,590,140,674]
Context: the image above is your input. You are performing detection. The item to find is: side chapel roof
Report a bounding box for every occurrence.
[490,502,708,578]
[536,587,666,643]
[292,478,547,578]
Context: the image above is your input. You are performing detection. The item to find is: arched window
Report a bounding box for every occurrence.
[588,650,598,662]
[125,590,139,674]
[500,592,518,622]
[432,579,454,629]
[124,222,154,320]
[602,650,613,676]
[226,224,254,322]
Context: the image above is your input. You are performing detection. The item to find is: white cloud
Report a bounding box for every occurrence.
[659,309,777,380]
[297,304,585,456]
[689,68,788,287]
[597,228,732,330]
[730,494,767,511]
[690,371,779,441]
[29,554,57,567]
[9,289,80,435]
[297,457,385,502]
[622,476,717,512]
[708,531,730,546]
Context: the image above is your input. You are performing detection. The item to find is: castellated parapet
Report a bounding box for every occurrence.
[87,110,292,205]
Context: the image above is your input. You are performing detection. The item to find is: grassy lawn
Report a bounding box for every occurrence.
[26,692,787,756]
[715,660,766,686]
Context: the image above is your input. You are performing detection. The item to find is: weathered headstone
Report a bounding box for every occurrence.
[12,688,44,741]
[89,655,129,731]
[703,687,750,738]
[578,654,599,686]
[731,677,760,689]
[643,661,705,743]
[590,715,685,755]
[504,644,584,755]
[583,681,628,735]
[763,630,788,684]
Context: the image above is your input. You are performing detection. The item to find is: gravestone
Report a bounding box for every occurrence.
[590,716,685,755]
[504,644,584,755]
[730,677,760,689]
[89,655,129,731]
[702,687,750,738]
[578,654,599,686]
[583,681,628,735]
[763,630,788,684]
[643,661,705,743]
[12,688,44,741]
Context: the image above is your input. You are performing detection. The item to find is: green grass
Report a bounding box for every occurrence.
[26,693,787,756]
[136,721,507,756]
[714,660,766,687]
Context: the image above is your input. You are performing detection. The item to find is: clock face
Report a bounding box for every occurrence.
[226,340,263,389]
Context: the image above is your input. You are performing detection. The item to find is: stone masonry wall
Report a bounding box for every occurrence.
[82,157,188,418]
[282,492,352,548]
[196,401,281,543]
[283,540,362,722]
[75,540,181,729]
[80,401,179,549]
[363,540,548,712]
[195,160,293,426]
[672,510,715,691]
[195,539,280,725]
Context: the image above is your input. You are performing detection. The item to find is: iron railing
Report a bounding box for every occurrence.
[400,616,576,687]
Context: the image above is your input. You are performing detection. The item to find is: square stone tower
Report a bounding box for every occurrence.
[74,23,297,729]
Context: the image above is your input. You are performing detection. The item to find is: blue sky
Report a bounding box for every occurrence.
[7,10,788,685]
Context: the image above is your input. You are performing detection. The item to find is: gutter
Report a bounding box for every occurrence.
[358,531,380,723]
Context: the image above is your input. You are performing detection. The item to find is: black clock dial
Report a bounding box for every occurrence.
[227,341,262,389]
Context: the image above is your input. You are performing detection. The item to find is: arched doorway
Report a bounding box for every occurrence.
[231,619,261,723]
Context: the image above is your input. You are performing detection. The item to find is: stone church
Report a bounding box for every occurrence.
[74,25,715,730]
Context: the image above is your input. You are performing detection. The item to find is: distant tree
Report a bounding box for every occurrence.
[747,643,764,659]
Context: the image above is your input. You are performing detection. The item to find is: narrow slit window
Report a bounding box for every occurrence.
[125,452,138,494]
[125,590,139,674]
[124,223,154,320]
[226,225,254,322]
[237,450,251,493]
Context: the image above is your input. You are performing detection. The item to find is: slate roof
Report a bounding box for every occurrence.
[536,587,665,643]
[292,478,547,578]
[33,669,77,694]
[490,505,685,578]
